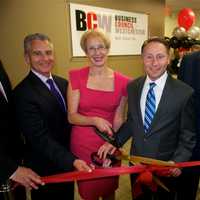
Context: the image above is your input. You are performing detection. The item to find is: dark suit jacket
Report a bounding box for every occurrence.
[177,51,200,89]
[178,51,200,159]
[116,74,196,162]
[0,61,22,183]
[13,71,76,176]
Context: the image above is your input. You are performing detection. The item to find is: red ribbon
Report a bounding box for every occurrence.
[42,161,200,198]
[42,165,145,183]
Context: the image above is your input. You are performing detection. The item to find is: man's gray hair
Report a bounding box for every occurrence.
[24,33,52,54]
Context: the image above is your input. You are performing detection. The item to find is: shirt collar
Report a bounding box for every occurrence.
[31,69,53,84]
[145,71,168,88]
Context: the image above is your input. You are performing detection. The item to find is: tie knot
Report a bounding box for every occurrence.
[149,82,156,89]
[46,78,54,86]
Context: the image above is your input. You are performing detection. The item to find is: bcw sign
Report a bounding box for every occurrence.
[69,3,148,56]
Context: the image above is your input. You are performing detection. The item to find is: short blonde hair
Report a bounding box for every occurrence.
[80,29,111,53]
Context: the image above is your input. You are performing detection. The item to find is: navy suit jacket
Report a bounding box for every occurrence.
[0,61,22,184]
[13,71,76,176]
[178,51,200,159]
[116,74,196,162]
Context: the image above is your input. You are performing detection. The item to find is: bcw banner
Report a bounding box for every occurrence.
[69,3,148,56]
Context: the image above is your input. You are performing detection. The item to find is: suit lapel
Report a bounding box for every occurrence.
[137,77,146,127]
[28,72,65,113]
[53,76,66,102]
[132,76,146,133]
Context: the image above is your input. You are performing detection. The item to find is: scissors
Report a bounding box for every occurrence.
[92,127,175,167]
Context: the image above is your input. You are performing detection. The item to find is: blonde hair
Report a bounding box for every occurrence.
[80,29,111,53]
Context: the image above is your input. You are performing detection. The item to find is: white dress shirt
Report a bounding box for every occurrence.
[31,69,52,88]
[0,81,8,101]
[140,72,168,123]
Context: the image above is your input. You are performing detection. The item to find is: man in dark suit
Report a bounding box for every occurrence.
[13,33,92,200]
[177,51,200,200]
[0,60,43,200]
[98,37,196,200]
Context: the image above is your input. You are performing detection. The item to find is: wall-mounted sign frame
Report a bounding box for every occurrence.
[69,3,148,56]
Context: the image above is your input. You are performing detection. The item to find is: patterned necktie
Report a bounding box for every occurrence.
[144,82,156,133]
[46,79,66,112]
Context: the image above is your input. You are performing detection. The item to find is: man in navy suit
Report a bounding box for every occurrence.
[98,37,196,200]
[0,60,43,200]
[177,51,200,200]
[13,33,92,200]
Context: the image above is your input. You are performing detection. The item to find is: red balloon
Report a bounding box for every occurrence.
[178,8,195,30]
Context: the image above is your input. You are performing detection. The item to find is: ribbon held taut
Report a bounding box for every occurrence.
[41,128,200,198]
[42,161,200,196]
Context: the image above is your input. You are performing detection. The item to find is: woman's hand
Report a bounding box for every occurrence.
[98,142,116,159]
[93,117,113,135]
[102,159,112,168]
[73,159,93,172]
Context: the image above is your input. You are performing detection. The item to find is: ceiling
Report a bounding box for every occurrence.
[166,0,200,12]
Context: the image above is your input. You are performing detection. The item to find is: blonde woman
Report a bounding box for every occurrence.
[67,29,130,200]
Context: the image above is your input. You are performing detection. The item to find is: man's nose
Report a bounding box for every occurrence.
[152,57,159,65]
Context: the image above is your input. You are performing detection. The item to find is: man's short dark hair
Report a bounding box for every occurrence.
[141,37,170,54]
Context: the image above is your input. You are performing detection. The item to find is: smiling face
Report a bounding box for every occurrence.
[142,41,170,81]
[85,36,109,68]
[25,39,54,77]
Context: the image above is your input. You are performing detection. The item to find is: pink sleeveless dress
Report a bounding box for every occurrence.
[69,67,130,200]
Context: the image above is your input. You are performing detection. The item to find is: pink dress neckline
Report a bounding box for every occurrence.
[85,66,116,93]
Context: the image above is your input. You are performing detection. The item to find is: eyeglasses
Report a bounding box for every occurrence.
[87,45,107,54]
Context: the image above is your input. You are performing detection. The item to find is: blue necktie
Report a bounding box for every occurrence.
[144,82,156,133]
[46,79,66,112]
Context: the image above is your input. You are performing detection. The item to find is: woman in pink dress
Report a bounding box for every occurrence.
[67,29,130,200]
